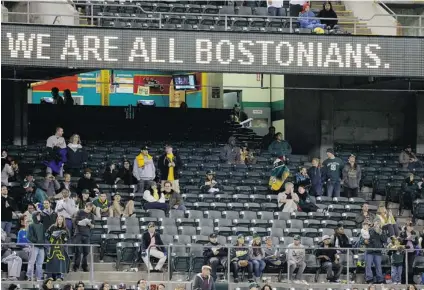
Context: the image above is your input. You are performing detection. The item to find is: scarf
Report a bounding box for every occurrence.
[166,153,175,181]
[152,189,160,201]
[136,153,152,168]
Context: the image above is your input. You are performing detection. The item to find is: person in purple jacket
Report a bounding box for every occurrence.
[299,3,326,29]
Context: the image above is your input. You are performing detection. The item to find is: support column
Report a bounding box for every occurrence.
[12,81,29,146]
[417,93,424,154]
[320,93,334,161]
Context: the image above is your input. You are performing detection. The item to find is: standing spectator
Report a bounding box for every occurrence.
[399,145,422,170]
[307,158,323,197]
[77,168,99,197]
[63,89,74,105]
[289,0,306,17]
[2,158,14,186]
[41,173,61,199]
[66,134,86,176]
[295,167,311,188]
[277,182,299,213]
[387,236,404,285]
[143,182,168,210]
[231,104,248,123]
[400,222,418,284]
[118,160,136,186]
[297,185,318,213]
[165,181,186,211]
[240,143,257,165]
[51,87,64,105]
[73,202,95,272]
[315,235,343,283]
[93,193,110,218]
[1,185,17,234]
[355,202,375,226]
[220,136,241,165]
[55,189,76,234]
[322,148,344,198]
[40,200,58,233]
[203,233,227,281]
[269,156,290,193]
[317,1,338,28]
[299,3,326,29]
[287,235,307,284]
[23,203,37,225]
[109,193,134,217]
[261,127,275,150]
[268,132,292,157]
[263,236,283,267]
[342,154,361,198]
[193,265,215,290]
[158,145,182,193]
[27,212,45,281]
[400,173,419,215]
[249,234,266,280]
[365,221,387,284]
[141,222,167,272]
[201,170,222,194]
[267,0,284,16]
[45,215,70,280]
[45,127,67,176]
[103,162,119,185]
[230,234,253,283]
[133,146,156,194]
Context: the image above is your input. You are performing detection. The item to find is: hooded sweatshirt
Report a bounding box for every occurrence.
[322,157,344,183]
[317,2,338,28]
[342,163,362,189]
[132,154,156,181]
[27,213,45,247]
[268,139,292,157]
[220,136,241,164]
[193,273,215,290]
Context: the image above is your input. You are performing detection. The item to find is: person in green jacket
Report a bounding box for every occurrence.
[268,132,292,157]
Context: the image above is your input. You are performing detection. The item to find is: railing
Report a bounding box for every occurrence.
[1,0,423,36]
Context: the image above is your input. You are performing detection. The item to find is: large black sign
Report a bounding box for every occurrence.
[2,23,424,77]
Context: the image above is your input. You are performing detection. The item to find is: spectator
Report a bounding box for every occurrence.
[133,146,156,194]
[23,203,37,225]
[399,145,422,170]
[59,173,77,194]
[287,235,307,284]
[63,285,74,290]
[164,181,186,211]
[73,202,95,272]
[400,222,418,284]
[268,132,292,157]
[355,202,375,226]
[100,283,110,290]
[158,284,165,290]
[76,189,93,210]
[46,215,70,281]
[269,156,290,193]
[77,168,99,197]
[141,222,167,272]
[261,127,276,150]
[1,158,14,186]
[342,154,361,198]
[401,173,419,214]
[51,87,64,105]
[365,221,387,284]
[297,185,318,213]
[66,134,87,175]
[1,185,17,234]
[263,236,283,267]
[299,3,326,29]
[307,158,323,197]
[331,224,351,249]
[17,215,30,244]
[40,200,58,233]
[240,143,257,165]
[375,206,399,237]
[295,167,311,188]
[230,234,253,283]
[75,282,85,290]
[249,234,266,280]
[248,284,259,290]
[45,127,67,176]
[317,1,338,28]
[103,162,119,185]
[1,245,23,281]
[63,89,74,105]
[180,102,188,110]
[24,180,47,206]
[203,233,228,281]
[158,144,182,193]
[267,0,284,16]
[277,182,299,213]
[201,170,222,194]
[315,235,343,283]
[93,192,110,218]
[109,193,134,217]
[118,160,136,186]
[143,182,168,210]
[261,285,272,290]
[41,173,60,200]
[387,236,404,285]
[193,265,215,290]
[117,284,126,290]
[290,0,306,17]
[8,159,22,183]
[42,278,54,290]
[322,148,344,198]
[220,136,241,164]
[136,280,148,290]
[27,212,45,281]
[55,189,76,233]
[231,103,248,123]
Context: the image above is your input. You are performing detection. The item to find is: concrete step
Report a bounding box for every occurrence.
[66,271,166,282]
[344,27,373,35]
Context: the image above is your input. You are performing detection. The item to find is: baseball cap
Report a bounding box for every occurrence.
[147,222,156,228]
[326,148,334,154]
[209,233,217,238]
[82,189,90,195]
[206,170,215,175]
[293,235,301,240]
[141,146,149,151]
[249,283,259,290]
[322,235,331,241]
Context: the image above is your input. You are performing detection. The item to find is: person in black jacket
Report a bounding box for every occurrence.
[317,1,338,28]
[315,235,343,282]
[203,233,228,281]
[307,158,323,197]
[77,168,99,197]
[400,173,419,215]
[157,145,182,193]
[40,200,58,233]
[141,222,167,272]
[27,212,46,281]
[1,185,17,234]
[118,160,136,186]
[102,162,119,185]
[66,134,87,176]
[364,221,387,284]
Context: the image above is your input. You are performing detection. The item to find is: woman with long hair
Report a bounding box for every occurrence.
[63,89,74,105]
[342,154,362,198]
[103,162,119,185]
[249,234,266,280]
[45,215,70,281]
[66,134,87,176]
[375,206,399,237]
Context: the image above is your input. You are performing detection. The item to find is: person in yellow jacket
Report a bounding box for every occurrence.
[132,146,156,194]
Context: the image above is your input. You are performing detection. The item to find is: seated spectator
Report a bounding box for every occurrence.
[297,185,318,213]
[77,168,99,197]
[118,160,136,186]
[290,0,306,17]
[317,1,338,28]
[375,206,399,237]
[1,185,17,234]
[133,146,156,194]
[164,181,186,211]
[263,236,283,267]
[307,158,323,197]
[109,193,134,217]
[45,215,70,281]
[193,265,215,290]
[278,182,299,213]
[399,145,422,170]
[355,202,375,226]
[41,173,60,200]
[1,158,14,186]
[45,127,67,176]
[8,159,22,184]
[240,143,257,165]
[203,233,228,281]
[231,103,248,123]
[143,182,168,210]
[331,224,351,249]
[93,192,110,219]
[268,132,292,157]
[201,170,222,194]
[59,173,77,194]
[23,203,37,225]
[261,126,275,150]
[66,134,87,175]
[249,234,266,280]
[220,136,241,164]
[342,154,361,198]
[158,144,182,193]
[299,3,326,29]
[287,235,307,284]
[230,234,253,283]
[295,167,311,188]
[103,162,119,185]
[55,189,76,233]
[75,189,94,211]
[141,222,167,272]
[315,235,343,283]
[269,156,290,193]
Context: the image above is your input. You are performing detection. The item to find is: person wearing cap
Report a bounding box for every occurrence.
[193,265,215,290]
[158,144,182,193]
[143,182,168,210]
[77,168,99,197]
[203,233,228,281]
[268,132,292,158]
[240,143,256,165]
[141,222,167,272]
[109,192,134,217]
[248,283,260,290]
[322,148,344,198]
[331,223,351,249]
[342,154,362,198]
[269,156,290,193]
[277,182,299,213]
[399,145,421,170]
[133,146,156,194]
[263,236,283,267]
[299,2,326,29]
[201,170,222,194]
[76,189,93,210]
[118,283,126,290]
[249,234,266,280]
[364,220,387,284]
[315,235,343,282]
[230,234,253,283]
[27,212,46,281]
[220,136,242,165]
[286,235,307,284]
[73,202,95,272]
[93,192,110,218]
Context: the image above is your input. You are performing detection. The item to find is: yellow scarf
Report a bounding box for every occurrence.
[136,153,152,168]
[153,189,159,201]
[167,153,175,181]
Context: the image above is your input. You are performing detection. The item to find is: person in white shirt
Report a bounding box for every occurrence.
[45,127,67,176]
[290,0,306,17]
[286,235,307,284]
[46,127,66,149]
[55,189,76,234]
[267,0,285,16]
[143,182,168,210]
